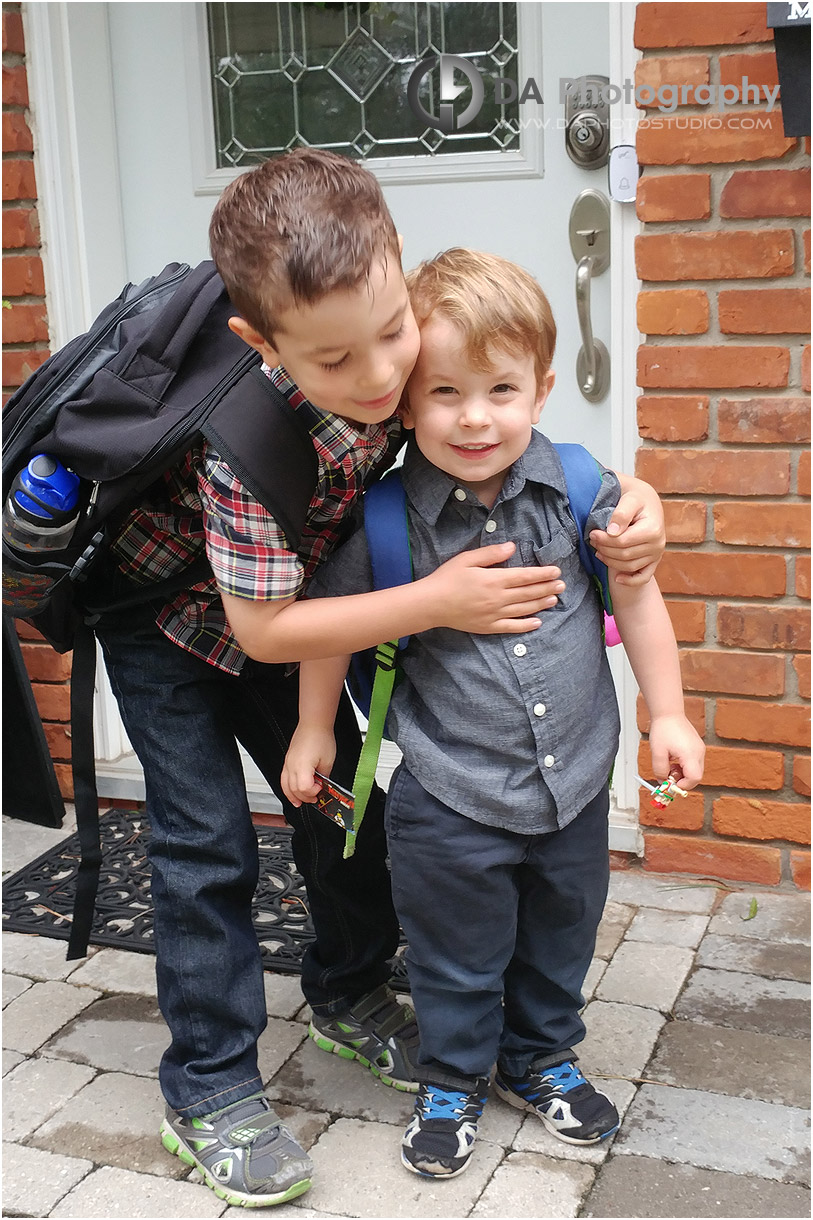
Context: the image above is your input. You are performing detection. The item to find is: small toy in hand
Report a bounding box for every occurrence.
[649,775,689,810]
[312,771,355,832]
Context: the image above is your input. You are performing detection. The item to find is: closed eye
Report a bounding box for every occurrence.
[320,353,349,371]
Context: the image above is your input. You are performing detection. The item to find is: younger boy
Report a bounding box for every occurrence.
[282,248,705,1180]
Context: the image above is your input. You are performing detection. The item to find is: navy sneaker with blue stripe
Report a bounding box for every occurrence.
[401,1081,488,1178]
[493,1058,618,1145]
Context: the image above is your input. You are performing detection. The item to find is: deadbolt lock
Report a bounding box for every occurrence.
[564,76,610,169]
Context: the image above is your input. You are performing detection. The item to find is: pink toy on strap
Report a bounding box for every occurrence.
[604,612,622,647]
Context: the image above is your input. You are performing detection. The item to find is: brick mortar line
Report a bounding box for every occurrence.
[641,331,811,342]
[640,147,810,167]
[634,221,810,237]
[637,336,805,347]
[637,278,809,291]
[640,421,810,432]
[636,42,775,55]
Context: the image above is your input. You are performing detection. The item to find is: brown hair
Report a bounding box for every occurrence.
[406,247,556,384]
[209,148,400,341]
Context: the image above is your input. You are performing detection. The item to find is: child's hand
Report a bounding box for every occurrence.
[590,483,666,586]
[428,542,565,634]
[282,725,337,808]
[648,714,705,791]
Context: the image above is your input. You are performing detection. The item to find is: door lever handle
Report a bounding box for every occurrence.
[575,255,609,402]
[569,190,611,403]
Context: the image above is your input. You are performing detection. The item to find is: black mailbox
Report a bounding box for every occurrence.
[767,2,811,136]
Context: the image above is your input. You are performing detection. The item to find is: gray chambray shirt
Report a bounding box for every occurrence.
[308,430,622,834]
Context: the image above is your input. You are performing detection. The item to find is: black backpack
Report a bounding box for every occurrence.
[2,260,399,958]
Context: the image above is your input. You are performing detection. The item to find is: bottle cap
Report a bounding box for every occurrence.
[13,455,80,523]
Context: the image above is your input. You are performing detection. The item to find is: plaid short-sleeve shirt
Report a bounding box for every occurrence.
[111,365,402,674]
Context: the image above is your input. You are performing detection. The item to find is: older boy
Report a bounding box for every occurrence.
[282,248,704,1180]
[94,153,666,1206]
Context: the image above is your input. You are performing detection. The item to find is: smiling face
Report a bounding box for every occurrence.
[402,315,555,508]
[230,255,421,429]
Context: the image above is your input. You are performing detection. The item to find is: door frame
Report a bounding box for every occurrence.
[23,1,643,849]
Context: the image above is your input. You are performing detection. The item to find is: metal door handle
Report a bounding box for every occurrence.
[569,190,611,403]
[575,256,609,401]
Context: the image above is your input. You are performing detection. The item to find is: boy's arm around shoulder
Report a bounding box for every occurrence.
[221,541,565,663]
[611,576,705,790]
[593,472,666,585]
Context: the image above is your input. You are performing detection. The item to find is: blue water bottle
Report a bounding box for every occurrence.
[2,455,81,553]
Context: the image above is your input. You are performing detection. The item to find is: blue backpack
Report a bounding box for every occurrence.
[344,442,619,856]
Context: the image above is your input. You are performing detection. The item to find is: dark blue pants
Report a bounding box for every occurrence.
[96,607,398,1116]
[386,765,610,1085]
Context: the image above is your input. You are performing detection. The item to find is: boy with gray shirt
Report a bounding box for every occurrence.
[283,248,704,1180]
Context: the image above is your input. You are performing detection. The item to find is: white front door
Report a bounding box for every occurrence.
[27,2,641,847]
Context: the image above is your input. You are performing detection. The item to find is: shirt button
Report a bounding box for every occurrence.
[484,520,497,533]
[454,488,467,501]
[533,702,546,717]
[544,754,555,767]
[513,643,527,657]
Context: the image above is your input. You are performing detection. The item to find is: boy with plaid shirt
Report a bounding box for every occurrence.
[92,149,666,1207]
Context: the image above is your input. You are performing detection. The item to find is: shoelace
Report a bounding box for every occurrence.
[537,1061,588,1095]
[420,1087,473,1121]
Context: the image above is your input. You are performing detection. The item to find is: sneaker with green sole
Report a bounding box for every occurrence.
[309,982,420,1092]
[160,1093,313,1208]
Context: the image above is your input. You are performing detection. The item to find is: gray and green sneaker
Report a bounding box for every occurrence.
[309,983,420,1092]
[160,1093,312,1208]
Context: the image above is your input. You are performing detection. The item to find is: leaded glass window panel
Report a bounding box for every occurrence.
[207,2,519,166]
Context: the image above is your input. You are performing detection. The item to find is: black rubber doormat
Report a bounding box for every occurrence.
[2,807,408,987]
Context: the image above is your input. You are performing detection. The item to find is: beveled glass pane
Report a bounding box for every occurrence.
[215,72,297,161]
[208,2,521,165]
[301,2,348,63]
[298,69,362,145]
[443,2,502,51]
[365,63,426,146]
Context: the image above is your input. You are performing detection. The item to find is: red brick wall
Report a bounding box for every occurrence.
[3,2,810,858]
[3,2,73,800]
[633,3,811,890]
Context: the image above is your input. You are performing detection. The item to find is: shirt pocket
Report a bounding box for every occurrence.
[520,530,588,611]
[521,527,574,568]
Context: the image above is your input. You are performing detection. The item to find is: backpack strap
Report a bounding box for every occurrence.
[345,471,411,857]
[362,471,413,648]
[553,442,614,616]
[202,366,318,551]
[65,620,102,958]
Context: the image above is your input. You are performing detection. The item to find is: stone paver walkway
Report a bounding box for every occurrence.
[3,813,810,1218]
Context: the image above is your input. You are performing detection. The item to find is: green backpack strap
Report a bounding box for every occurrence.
[345,640,398,858]
[345,472,411,857]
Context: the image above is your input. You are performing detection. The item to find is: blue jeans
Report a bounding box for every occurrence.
[386,765,610,1085]
[96,606,398,1116]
